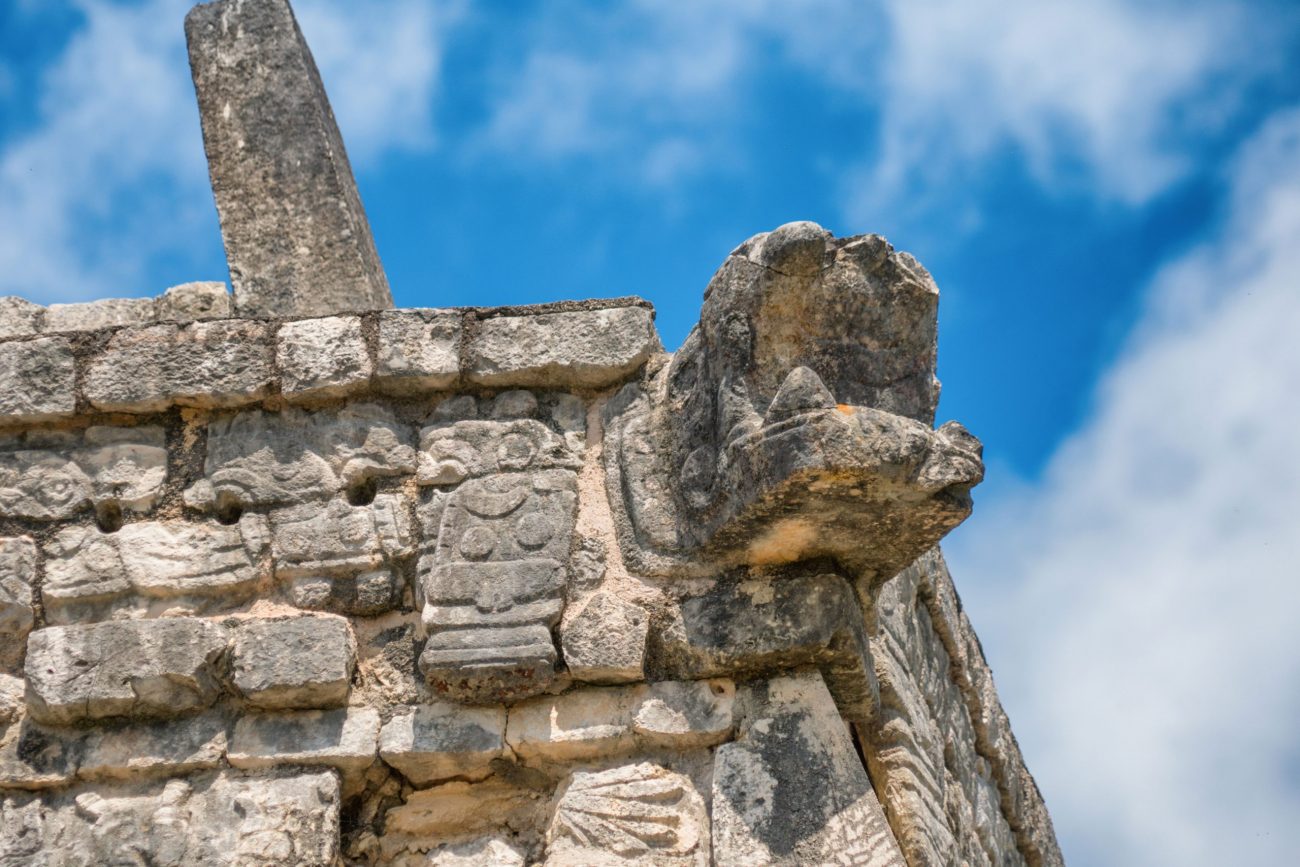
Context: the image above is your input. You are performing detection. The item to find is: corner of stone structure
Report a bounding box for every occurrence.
[0,2,1064,865]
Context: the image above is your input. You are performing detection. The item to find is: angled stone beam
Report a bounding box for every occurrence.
[185,0,393,317]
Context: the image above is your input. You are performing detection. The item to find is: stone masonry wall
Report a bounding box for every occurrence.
[0,272,1060,865]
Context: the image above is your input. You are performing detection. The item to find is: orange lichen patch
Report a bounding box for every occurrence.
[836,404,854,415]
[745,518,817,565]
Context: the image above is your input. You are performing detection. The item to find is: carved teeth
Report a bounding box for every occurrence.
[764,366,836,423]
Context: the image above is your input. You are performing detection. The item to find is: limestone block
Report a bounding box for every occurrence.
[466,304,659,388]
[658,572,878,722]
[545,762,709,866]
[270,494,412,615]
[382,779,543,840]
[24,618,229,725]
[186,0,393,317]
[0,296,42,339]
[560,590,648,684]
[229,706,379,778]
[85,319,274,412]
[711,672,905,867]
[0,673,23,726]
[230,614,355,710]
[0,769,341,865]
[204,403,415,507]
[42,516,267,623]
[505,679,733,764]
[378,701,507,784]
[77,712,227,781]
[375,309,461,392]
[0,337,75,422]
[157,280,232,321]
[277,315,372,400]
[0,427,166,521]
[0,721,79,789]
[45,297,155,332]
[418,469,578,703]
[417,417,582,486]
[0,537,36,652]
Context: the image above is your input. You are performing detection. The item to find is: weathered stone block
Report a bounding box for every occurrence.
[78,712,227,781]
[417,417,581,486]
[186,0,393,317]
[466,304,659,388]
[378,701,506,785]
[561,590,648,684]
[0,296,42,340]
[229,706,379,778]
[381,779,543,841]
[505,679,733,764]
[277,315,371,400]
[0,537,36,654]
[42,517,266,623]
[204,404,415,507]
[711,672,905,866]
[85,319,274,412]
[0,337,75,422]
[24,618,229,725]
[156,280,232,321]
[546,762,709,866]
[657,572,878,722]
[0,720,79,790]
[230,615,355,710]
[375,309,461,392]
[45,297,155,332]
[0,769,341,865]
[78,425,169,511]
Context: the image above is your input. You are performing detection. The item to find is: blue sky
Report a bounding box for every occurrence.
[3,1,1300,863]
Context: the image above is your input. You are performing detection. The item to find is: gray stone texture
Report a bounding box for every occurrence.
[378,702,507,785]
[0,769,341,866]
[45,297,155,333]
[560,590,648,684]
[0,537,36,661]
[77,712,228,782]
[230,615,355,710]
[0,337,75,422]
[466,304,659,388]
[229,706,379,778]
[375,309,461,392]
[23,619,229,725]
[711,672,905,866]
[84,319,274,412]
[0,296,43,339]
[156,281,232,321]
[276,315,371,400]
[186,0,393,317]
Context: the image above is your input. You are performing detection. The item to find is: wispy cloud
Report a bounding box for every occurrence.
[945,107,1300,865]
[0,0,455,303]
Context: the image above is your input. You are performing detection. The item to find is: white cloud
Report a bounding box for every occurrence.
[0,0,453,304]
[944,106,1300,865]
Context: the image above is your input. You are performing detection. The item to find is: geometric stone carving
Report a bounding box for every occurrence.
[545,762,709,866]
[505,680,733,765]
[186,0,393,317]
[378,701,507,785]
[0,426,166,521]
[417,469,578,703]
[0,769,341,866]
[23,619,229,725]
[41,517,268,623]
[229,615,356,710]
[655,571,878,723]
[604,222,984,583]
[560,590,648,684]
[202,404,415,509]
[417,417,582,486]
[0,537,36,656]
[269,493,413,615]
[711,672,905,866]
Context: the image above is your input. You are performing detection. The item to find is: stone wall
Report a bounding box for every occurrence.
[0,260,1060,865]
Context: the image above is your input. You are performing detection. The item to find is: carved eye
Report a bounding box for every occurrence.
[458,526,497,560]
[497,433,537,471]
[514,513,554,549]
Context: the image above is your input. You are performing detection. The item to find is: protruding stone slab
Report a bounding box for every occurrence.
[277,315,371,400]
[24,619,229,725]
[84,320,274,412]
[0,337,75,423]
[230,615,356,710]
[560,590,648,684]
[546,762,710,866]
[375,309,462,392]
[229,706,379,778]
[711,672,906,866]
[466,304,659,388]
[185,0,393,317]
[378,701,507,785]
[78,712,228,781]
